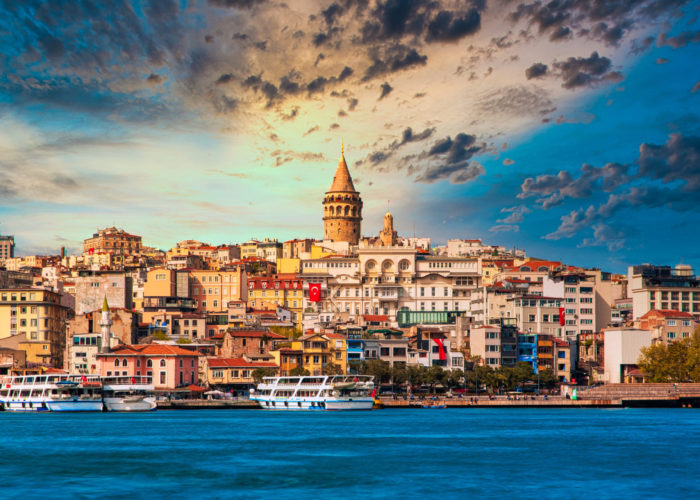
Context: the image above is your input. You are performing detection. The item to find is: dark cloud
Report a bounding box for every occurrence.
[378,82,393,99]
[629,35,655,55]
[145,73,166,85]
[520,133,700,244]
[519,162,631,207]
[363,44,428,80]
[338,66,354,81]
[508,0,687,46]
[638,133,700,191]
[552,52,623,89]
[347,97,359,111]
[426,9,481,42]
[549,25,572,41]
[303,125,320,136]
[208,0,267,8]
[204,35,215,43]
[413,133,485,184]
[525,62,548,79]
[216,73,235,85]
[658,29,700,49]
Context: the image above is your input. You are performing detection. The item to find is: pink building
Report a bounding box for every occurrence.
[97,344,200,390]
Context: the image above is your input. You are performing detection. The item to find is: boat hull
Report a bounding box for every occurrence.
[3,400,50,412]
[103,397,157,412]
[252,398,374,410]
[45,400,104,412]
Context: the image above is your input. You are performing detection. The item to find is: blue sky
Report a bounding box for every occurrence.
[0,0,699,273]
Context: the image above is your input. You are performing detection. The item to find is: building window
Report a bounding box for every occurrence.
[160,371,166,384]
[160,359,166,367]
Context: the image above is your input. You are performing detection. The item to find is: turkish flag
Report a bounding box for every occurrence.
[309,283,322,302]
[559,307,565,326]
[88,248,94,255]
[433,338,446,361]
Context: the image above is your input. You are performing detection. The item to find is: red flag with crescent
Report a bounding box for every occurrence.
[559,307,566,326]
[309,283,322,302]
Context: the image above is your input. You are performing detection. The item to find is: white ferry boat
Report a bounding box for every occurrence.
[250,375,375,410]
[0,374,103,412]
[102,375,156,412]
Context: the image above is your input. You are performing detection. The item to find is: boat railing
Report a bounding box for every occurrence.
[102,375,153,385]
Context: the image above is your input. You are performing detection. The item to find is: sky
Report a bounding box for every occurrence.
[0,0,699,273]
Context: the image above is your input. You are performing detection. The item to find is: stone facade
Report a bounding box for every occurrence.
[83,227,142,255]
[323,147,362,245]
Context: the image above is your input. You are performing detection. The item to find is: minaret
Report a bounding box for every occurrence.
[100,297,113,353]
[323,143,363,244]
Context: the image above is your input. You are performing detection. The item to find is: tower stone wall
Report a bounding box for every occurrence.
[323,147,362,245]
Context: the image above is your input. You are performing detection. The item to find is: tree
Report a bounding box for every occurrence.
[322,362,343,375]
[537,369,559,389]
[638,332,700,382]
[290,366,310,376]
[252,367,278,383]
[152,330,169,341]
[176,337,191,344]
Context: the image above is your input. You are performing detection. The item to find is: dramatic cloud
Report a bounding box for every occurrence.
[378,82,393,100]
[414,133,485,184]
[552,52,623,89]
[525,62,548,79]
[526,133,700,245]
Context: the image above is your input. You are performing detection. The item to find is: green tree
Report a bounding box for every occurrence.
[290,366,310,376]
[638,332,700,382]
[176,337,191,344]
[322,362,343,375]
[537,369,559,389]
[252,367,278,383]
[361,359,392,383]
[152,330,169,341]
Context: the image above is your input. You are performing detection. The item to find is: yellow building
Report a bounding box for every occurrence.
[277,258,301,274]
[189,268,246,313]
[292,333,347,375]
[0,288,67,367]
[247,274,303,325]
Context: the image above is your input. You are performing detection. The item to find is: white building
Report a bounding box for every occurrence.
[603,328,652,384]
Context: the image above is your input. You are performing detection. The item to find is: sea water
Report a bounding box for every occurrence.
[1,408,698,499]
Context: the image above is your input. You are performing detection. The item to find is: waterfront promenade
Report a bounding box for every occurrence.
[153,383,700,409]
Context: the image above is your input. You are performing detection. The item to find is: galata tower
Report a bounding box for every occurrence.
[323,144,362,244]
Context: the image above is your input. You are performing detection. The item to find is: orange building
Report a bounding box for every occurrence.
[189,268,246,314]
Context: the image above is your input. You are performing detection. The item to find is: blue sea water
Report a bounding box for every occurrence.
[1,408,699,499]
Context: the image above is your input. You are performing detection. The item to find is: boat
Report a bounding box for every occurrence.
[101,375,156,412]
[422,400,447,409]
[250,375,375,410]
[0,374,103,412]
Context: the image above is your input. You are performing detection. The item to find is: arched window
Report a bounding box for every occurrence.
[352,207,357,216]
[399,259,410,271]
[344,206,349,216]
[329,206,335,216]
[114,358,120,367]
[147,359,153,367]
[160,359,166,367]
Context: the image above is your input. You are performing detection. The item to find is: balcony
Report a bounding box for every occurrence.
[143,296,196,310]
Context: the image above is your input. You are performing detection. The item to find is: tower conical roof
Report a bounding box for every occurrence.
[328,145,357,193]
[102,296,109,312]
